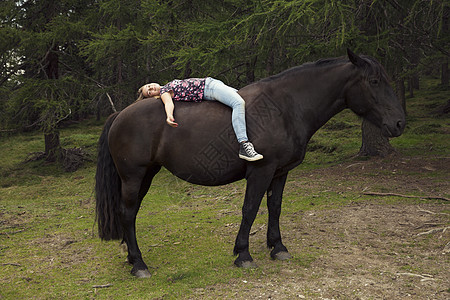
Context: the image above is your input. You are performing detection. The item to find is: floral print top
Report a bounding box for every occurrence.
[160,78,206,102]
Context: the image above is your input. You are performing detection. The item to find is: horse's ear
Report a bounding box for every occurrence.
[347,48,367,68]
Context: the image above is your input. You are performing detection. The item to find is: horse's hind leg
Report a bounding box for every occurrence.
[121,165,161,278]
[267,173,292,261]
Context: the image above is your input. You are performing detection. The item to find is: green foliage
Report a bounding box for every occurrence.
[4,76,93,134]
[0,0,448,151]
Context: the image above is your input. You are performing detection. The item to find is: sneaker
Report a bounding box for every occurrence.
[239,142,263,161]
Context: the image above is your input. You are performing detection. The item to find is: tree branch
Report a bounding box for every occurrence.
[105,93,117,113]
[363,192,449,201]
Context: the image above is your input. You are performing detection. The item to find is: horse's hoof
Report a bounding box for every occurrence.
[273,251,292,261]
[235,260,258,269]
[133,269,152,278]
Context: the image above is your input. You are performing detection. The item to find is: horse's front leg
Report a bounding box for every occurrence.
[120,180,151,278]
[267,173,292,261]
[234,168,274,268]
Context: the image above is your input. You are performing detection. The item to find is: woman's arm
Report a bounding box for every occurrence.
[161,92,178,127]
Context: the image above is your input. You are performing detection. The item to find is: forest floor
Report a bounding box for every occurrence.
[193,155,449,299]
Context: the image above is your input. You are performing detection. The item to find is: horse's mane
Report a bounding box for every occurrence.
[315,56,348,66]
[360,55,390,81]
[259,56,347,83]
[260,54,389,83]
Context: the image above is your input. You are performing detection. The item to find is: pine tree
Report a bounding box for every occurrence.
[2,0,95,165]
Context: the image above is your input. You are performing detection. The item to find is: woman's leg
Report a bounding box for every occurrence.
[204,78,248,143]
[204,78,263,161]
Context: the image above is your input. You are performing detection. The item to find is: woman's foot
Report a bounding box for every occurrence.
[239,142,263,161]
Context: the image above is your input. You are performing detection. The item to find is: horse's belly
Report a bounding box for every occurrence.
[154,109,246,185]
[163,154,246,186]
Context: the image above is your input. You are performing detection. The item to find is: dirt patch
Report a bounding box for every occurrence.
[298,203,448,299]
[194,156,449,299]
[197,202,449,300]
[302,155,449,197]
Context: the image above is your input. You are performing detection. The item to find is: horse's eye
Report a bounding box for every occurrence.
[369,78,379,86]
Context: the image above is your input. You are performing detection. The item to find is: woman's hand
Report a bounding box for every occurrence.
[166,116,178,127]
[161,92,178,128]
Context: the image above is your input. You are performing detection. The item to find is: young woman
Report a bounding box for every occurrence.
[137,77,263,161]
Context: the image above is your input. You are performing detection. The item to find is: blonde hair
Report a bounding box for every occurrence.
[136,85,160,102]
[136,85,145,102]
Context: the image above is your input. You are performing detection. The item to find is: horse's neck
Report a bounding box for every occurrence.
[278,63,353,139]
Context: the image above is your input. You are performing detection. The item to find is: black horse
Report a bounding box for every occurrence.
[95,49,405,278]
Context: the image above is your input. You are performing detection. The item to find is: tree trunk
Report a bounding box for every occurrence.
[442,4,449,87]
[395,77,407,115]
[246,56,257,84]
[44,131,62,162]
[410,48,420,91]
[43,47,62,162]
[266,48,274,76]
[183,60,192,79]
[442,58,449,87]
[411,74,420,90]
[408,77,414,98]
[245,33,257,84]
[358,119,395,157]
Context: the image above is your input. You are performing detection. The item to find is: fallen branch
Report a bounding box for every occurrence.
[417,226,450,236]
[1,263,21,267]
[363,192,449,201]
[92,284,112,289]
[396,272,435,282]
[443,242,450,254]
[250,224,265,236]
[417,207,449,216]
[345,162,364,169]
[415,223,445,230]
[0,229,25,236]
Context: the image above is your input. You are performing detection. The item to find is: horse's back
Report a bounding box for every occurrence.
[109,99,247,185]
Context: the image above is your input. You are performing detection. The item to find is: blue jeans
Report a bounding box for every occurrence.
[203,77,248,143]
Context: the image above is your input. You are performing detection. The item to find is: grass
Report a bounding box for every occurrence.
[0,78,449,299]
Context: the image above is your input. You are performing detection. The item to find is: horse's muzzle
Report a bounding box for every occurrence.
[383,119,405,137]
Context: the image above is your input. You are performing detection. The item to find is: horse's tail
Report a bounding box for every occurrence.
[95,112,123,240]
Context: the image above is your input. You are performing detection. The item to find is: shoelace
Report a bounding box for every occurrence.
[243,143,258,156]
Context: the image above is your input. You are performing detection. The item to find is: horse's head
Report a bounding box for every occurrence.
[345,49,405,137]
